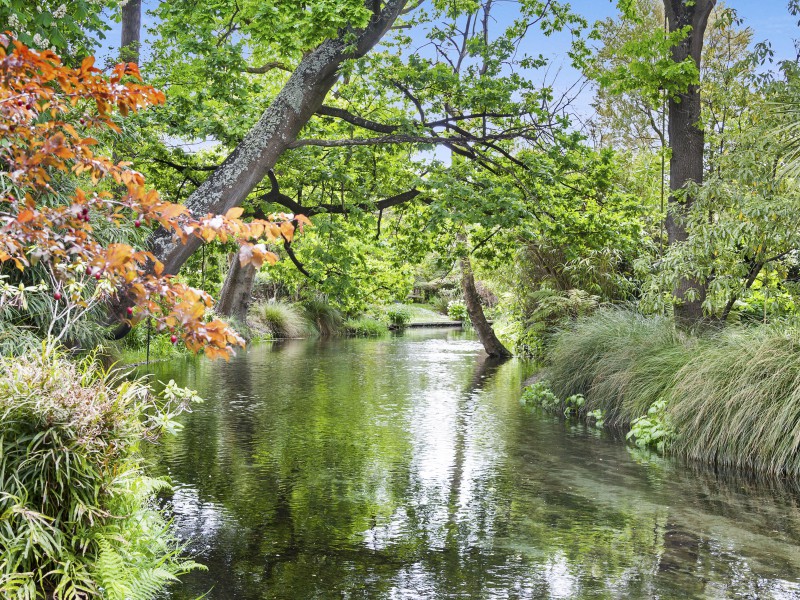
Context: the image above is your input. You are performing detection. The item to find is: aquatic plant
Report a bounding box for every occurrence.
[627,399,672,452]
[0,346,203,599]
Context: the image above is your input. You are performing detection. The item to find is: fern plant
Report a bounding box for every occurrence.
[0,346,204,599]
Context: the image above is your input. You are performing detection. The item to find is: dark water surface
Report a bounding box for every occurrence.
[141,329,800,599]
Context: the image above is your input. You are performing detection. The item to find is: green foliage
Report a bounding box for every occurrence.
[343,316,389,337]
[447,300,468,322]
[562,393,587,417]
[548,308,691,427]
[0,346,203,599]
[0,0,113,60]
[249,301,312,339]
[384,305,411,328]
[520,381,560,411]
[627,399,673,452]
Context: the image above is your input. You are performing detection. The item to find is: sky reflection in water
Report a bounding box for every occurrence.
[141,329,800,599]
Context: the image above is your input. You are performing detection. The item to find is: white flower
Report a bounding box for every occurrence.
[53,4,67,18]
[32,33,49,49]
[8,14,20,30]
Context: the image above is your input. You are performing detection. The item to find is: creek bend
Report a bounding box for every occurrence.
[140,329,800,599]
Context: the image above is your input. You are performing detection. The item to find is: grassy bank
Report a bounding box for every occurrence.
[542,309,800,477]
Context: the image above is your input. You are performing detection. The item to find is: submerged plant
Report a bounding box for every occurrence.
[0,346,203,599]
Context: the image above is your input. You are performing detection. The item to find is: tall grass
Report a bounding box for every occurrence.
[0,346,202,599]
[343,316,389,337]
[548,309,800,477]
[548,309,692,426]
[249,301,312,339]
[302,298,343,337]
[669,324,800,476]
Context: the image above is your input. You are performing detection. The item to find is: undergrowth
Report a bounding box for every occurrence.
[547,308,800,476]
[0,345,204,599]
[249,301,313,339]
[343,316,389,337]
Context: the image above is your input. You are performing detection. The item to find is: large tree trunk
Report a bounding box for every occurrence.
[217,255,257,324]
[120,0,142,64]
[148,1,408,276]
[460,253,511,358]
[664,0,715,326]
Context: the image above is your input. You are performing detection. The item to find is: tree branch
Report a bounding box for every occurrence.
[244,61,293,74]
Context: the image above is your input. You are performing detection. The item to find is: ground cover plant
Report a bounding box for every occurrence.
[0,346,203,599]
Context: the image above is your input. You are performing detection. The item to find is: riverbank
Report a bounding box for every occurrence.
[538,309,800,478]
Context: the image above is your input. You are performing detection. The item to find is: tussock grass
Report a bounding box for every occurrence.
[548,309,800,477]
[669,324,800,476]
[302,298,343,337]
[549,309,692,426]
[249,301,312,339]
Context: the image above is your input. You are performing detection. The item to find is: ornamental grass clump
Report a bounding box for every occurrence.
[548,309,800,477]
[250,301,312,339]
[548,308,692,426]
[669,324,800,476]
[0,346,203,599]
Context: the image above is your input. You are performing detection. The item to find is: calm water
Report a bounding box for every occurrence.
[141,329,800,599]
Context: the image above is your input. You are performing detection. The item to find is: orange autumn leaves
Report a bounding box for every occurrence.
[0,34,307,359]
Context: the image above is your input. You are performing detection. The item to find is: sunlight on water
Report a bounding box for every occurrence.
[140,329,800,599]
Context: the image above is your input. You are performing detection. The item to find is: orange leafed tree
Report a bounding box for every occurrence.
[0,34,307,359]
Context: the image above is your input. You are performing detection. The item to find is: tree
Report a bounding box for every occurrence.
[0,35,300,358]
[663,0,716,325]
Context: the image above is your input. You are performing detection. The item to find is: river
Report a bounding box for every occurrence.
[140,328,800,599]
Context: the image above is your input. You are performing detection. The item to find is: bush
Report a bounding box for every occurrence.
[385,305,411,328]
[343,317,389,337]
[0,346,203,599]
[447,300,469,322]
[548,308,800,476]
[249,301,311,339]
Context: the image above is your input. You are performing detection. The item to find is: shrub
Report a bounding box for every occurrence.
[447,300,469,322]
[343,316,389,337]
[249,301,311,339]
[385,305,411,328]
[302,298,343,337]
[0,346,203,599]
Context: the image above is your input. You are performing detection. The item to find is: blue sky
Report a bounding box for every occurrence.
[96,0,800,131]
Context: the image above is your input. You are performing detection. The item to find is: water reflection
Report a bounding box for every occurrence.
[140,329,800,599]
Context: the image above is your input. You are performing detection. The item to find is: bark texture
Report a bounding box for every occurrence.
[120,0,142,64]
[148,0,409,276]
[460,253,511,358]
[217,255,257,324]
[663,0,715,325]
